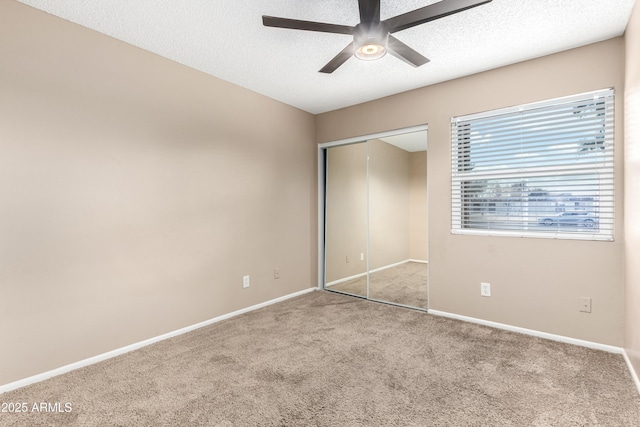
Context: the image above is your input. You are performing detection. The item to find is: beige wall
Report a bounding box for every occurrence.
[624,0,640,382]
[409,151,428,261]
[317,38,626,346]
[0,2,316,386]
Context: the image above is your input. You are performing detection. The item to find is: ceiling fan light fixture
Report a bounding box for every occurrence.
[353,22,388,61]
[355,42,386,60]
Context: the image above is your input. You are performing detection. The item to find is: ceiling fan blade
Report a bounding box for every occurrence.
[384,0,492,33]
[358,0,380,23]
[262,16,354,35]
[319,42,355,74]
[387,35,430,67]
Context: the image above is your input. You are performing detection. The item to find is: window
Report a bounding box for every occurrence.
[451,89,614,241]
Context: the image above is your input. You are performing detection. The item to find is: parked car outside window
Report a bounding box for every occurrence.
[538,212,598,228]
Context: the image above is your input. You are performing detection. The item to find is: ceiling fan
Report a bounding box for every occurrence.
[263,0,492,73]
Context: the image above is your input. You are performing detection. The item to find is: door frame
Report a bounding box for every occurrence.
[317,124,429,305]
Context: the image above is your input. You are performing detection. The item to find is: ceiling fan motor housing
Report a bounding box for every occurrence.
[353,22,389,60]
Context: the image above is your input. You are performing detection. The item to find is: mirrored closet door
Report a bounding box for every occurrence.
[324,142,369,299]
[323,131,428,310]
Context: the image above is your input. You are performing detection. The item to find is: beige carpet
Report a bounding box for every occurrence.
[328,261,428,309]
[2,290,639,426]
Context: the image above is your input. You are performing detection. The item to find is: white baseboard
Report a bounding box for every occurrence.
[326,259,426,287]
[428,309,623,354]
[623,350,640,397]
[370,259,412,274]
[408,259,428,264]
[325,271,367,287]
[0,287,316,395]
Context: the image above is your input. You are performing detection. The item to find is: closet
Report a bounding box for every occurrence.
[322,130,428,309]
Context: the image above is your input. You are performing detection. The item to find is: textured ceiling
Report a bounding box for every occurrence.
[17,0,637,114]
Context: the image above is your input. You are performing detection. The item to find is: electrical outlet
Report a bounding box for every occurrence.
[242,275,250,288]
[346,255,349,263]
[360,253,364,261]
[579,297,592,313]
[274,268,280,279]
[481,282,491,297]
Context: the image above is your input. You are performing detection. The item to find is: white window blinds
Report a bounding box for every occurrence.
[451,88,615,241]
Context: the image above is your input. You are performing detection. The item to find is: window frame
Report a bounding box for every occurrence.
[450,88,615,241]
